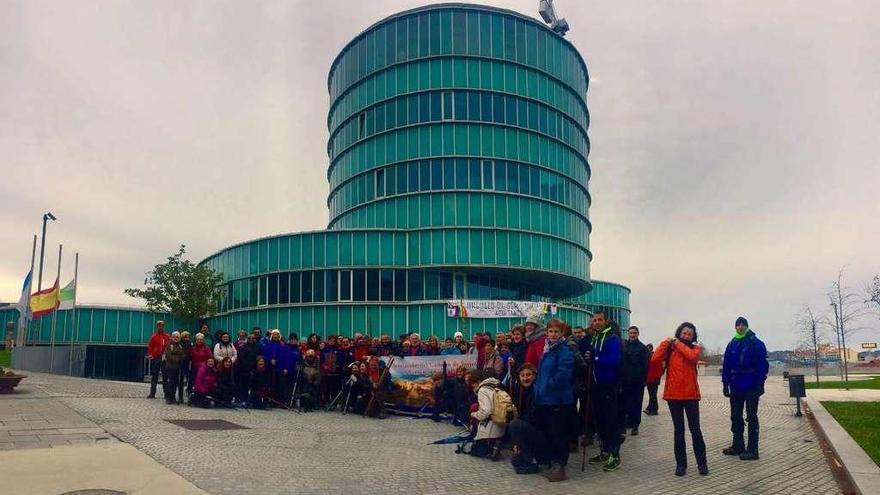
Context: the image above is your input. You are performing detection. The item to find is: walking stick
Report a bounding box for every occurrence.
[364,357,394,418]
[581,362,594,472]
[288,364,301,409]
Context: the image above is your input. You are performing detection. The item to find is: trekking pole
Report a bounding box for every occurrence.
[205,395,251,413]
[364,357,394,418]
[288,365,301,409]
[581,362,594,472]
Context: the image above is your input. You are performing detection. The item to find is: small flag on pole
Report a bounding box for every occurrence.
[30,278,60,318]
[16,271,32,330]
[58,279,76,310]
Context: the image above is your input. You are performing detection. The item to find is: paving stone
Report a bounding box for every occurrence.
[8,371,843,495]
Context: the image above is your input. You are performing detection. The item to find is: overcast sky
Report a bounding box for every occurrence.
[2,0,878,351]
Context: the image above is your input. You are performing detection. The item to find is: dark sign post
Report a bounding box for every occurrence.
[788,374,806,417]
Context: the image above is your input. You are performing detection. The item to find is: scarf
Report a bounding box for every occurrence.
[542,336,564,355]
[732,329,751,341]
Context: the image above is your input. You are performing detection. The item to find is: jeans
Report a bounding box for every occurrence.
[730,391,761,453]
[536,405,574,466]
[645,381,660,413]
[619,382,645,428]
[148,358,163,397]
[593,381,620,456]
[508,418,547,465]
[668,400,707,467]
[163,367,183,402]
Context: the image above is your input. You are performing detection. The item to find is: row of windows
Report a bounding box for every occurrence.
[209,304,592,340]
[566,282,631,308]
[202,228,590,283]
[328,57,589,138]
[328,158,589,219]
[329,8,588,102]
[220,269,554,313]
[329,90,588,160]
[329,194,590,247]
[329,123,589,192]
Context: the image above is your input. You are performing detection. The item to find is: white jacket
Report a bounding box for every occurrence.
[472,378,506,440]
[213,342,237,363]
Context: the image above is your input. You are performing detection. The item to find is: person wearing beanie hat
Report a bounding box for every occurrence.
[524,312,548,367]
[721,316,768,461]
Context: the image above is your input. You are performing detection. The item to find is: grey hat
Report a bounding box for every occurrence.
[525,313,544,326]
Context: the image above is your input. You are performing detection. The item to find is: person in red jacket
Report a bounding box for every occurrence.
[146,321,170,399]
[523,313,547,367]
[649,322,707,477]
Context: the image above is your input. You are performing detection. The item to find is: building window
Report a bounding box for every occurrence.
[352,269,366,301]
[339,270,352,301]
[380,269,394,301]
[367,269,380,301]
[482,160,494,190]
[375,168,386,198]
[301,271,313,303]
[394,270,407,301]
[441,91,454,120]
[358,112,365,138]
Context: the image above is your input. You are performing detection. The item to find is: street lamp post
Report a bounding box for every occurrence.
[36,212,57,292]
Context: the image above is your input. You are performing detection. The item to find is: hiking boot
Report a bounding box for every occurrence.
[543,463,568,482]
[589,452,608,464]
[675,465,686,477]
[722,446,744,456]
[147,393,155,399]
[630,428,639,436]
[490,445,502,462]
[739,451,759,461]
[698,464,709,475]
[602,454,621,472]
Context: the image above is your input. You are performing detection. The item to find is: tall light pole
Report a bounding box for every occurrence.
[36,212,57,292]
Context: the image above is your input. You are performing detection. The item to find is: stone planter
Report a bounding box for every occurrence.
[0,374,26,393]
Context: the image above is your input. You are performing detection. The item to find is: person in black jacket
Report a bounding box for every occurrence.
[643,343,660,415]
[508,362,545,475]
[619,326,650,435]
[236,334,260,403]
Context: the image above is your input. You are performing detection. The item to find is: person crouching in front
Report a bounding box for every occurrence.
[191,358,218,408]
[508,363,544,475]
[468,369,505,460]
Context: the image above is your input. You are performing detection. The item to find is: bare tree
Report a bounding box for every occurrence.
[795,306,825,384]
[827,267,871,388]
[867,275,880,317]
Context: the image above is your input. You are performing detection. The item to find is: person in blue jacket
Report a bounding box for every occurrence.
[261,330,290,405]
[585,310,623,472]
[534,319,575,482]
[722,316,769,460]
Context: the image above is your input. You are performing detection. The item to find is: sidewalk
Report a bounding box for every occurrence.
[0,442,208,495]
[807,388,880,402]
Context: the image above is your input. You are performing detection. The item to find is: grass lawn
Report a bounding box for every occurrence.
[805,376,880,390]
[822,401,880,466]
[0,350,11,368]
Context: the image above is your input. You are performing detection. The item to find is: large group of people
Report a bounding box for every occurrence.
[145,312,768,482]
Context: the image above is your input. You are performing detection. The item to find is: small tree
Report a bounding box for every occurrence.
[125,245,224,327]
[827,267,871,389]
[795,305,825,384]
[868,275,880,317]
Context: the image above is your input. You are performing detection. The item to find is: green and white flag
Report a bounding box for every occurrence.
[58,279,76,310]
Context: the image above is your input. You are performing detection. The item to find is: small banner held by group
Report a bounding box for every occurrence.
[446,300,558,319]
[379,355,477,408]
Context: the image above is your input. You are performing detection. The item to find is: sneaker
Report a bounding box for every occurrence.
[675,465,686,477]
[147,394,155,399]
[602,454,621,472]
[698,464,709,475]
[739,451,759,461]
[722,446,744,456]
[589,452,608,464]
[631,428,639,436]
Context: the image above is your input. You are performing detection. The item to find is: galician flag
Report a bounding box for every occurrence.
[59,279,76,310]
[16,271,33,330]
[30,278,60,318]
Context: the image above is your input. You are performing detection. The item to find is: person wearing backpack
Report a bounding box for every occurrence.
[650,322,708,476]
[534,319,576,482]
[722,316,769,461]
[584,311,624,472]
[468,370,507,460]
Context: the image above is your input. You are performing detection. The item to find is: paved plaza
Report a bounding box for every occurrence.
[2,372,842,495]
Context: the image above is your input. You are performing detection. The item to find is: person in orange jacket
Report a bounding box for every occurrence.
[649,322,708,477]
[146,321,170,399]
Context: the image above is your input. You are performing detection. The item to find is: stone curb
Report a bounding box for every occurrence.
[805,398,880,495]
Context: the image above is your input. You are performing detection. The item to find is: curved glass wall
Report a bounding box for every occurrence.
[564,280,632,329]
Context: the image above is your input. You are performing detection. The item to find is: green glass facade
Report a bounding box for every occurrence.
[199,4,624,338]
[4,5,630,354]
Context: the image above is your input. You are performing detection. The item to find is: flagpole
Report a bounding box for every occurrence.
[49,244,63,373]
[19,235,37,369]
[68,252,79,376]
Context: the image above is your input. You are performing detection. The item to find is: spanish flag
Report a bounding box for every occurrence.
[30,278,60,318]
